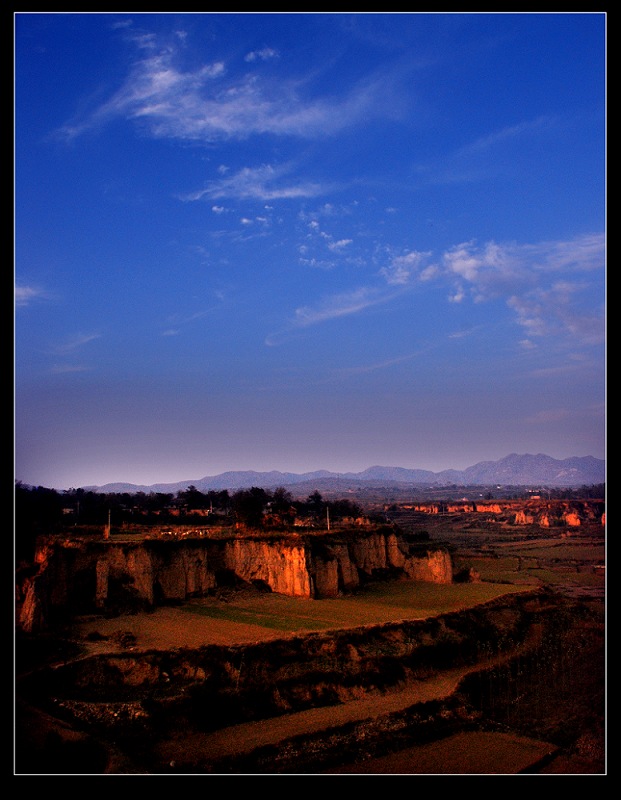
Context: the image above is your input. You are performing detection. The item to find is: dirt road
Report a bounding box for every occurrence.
[149,621,563,774]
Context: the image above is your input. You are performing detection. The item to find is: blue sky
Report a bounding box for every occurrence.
[14,12,606,490]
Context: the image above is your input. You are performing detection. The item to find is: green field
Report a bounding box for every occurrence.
[183,581,531,635]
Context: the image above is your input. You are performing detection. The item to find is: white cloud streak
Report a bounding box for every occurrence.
[333,349,426,378]
[15,284,49,307]
[49,364,92,374]
[416,116,556,187]
[182,164,327,203]
[293,286,393,327]
[456,116,553,157]
[266,232,604,349]
[265,284,405,345]
[57,34,385,143]
[50,333,101,355]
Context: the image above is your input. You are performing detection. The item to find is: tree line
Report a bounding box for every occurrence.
[14,480,604,566]
[14,482,365,564]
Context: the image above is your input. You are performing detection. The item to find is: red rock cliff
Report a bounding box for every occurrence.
[18,529,454,633]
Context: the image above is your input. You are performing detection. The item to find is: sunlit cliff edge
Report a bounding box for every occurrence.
[18,528,453,634]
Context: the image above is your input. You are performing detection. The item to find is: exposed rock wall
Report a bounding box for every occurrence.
[406,499,604,526]
[403,548,453,582]
[223,539,312,597]
[18,529,453,633]
[307,531,452,598]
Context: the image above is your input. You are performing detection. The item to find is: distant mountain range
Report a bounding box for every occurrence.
[84,453,605,494]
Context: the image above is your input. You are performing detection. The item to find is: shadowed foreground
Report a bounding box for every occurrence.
[15,583,604,775]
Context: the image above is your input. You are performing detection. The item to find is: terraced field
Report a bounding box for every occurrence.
[15,516,605,775]
[70,580,532,653]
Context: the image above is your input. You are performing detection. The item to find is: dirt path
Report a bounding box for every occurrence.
[154,667,471,769]
[66,592,567,774]
[21,592,603,775]
[152,624,548,773]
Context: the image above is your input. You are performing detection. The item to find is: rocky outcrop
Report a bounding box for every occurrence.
[308,531,452,599]
[405,502,503,514]
[223,539,312,597]
[18,529,454,633]
[402,547,453,582]
[404,499,604,527]
[514,511,535,525]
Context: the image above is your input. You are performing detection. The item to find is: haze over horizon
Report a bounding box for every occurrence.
[14,12,606,492]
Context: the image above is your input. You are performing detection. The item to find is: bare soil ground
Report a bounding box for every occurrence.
[324,731,560,774]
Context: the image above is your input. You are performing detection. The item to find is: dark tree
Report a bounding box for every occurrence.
[146,492,174,512]
[270,486,293,513]
[300,490,324,518]
[177,485,208,510]
[232,487,270,528]
[328,498,362,520]
[205,490,230,512]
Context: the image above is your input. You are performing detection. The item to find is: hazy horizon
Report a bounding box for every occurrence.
[16,451,605,494]
[15,13,606,490]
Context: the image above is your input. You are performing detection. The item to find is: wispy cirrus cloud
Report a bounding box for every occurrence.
[15,284,50,307]
[333,348,427,378]
[524,407,573,424]
[49,333,101,356]
[265,284,405,346]
[292,286,394,327]
[181,164,328,203]
[517,233,605,273]
[161,303,223,337]
[456,116,554,157]
[44,333,101,374]
[416,115,556,186]
[56,32,387,144]
[49,363,92,374]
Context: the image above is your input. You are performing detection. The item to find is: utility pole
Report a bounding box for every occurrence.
[104,509,111,540]
[326,505,330,531]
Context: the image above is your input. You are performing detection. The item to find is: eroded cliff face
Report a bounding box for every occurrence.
[223,539,312,597]
[308,531,452,599]
[406,499,604,527]
[402,548,453,582]
[18,529,453,633]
